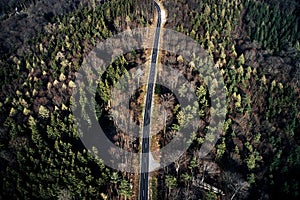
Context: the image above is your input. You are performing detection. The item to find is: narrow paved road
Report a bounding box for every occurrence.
[139,1,161,200]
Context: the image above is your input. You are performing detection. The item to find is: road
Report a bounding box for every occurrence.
[139,1,162,200]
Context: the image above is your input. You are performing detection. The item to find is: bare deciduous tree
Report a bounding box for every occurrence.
[201,160,221,180]
[222,171,250,200]
[160,93,175,137]
[182,187,197,200]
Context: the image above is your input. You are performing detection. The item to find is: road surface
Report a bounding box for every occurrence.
[139,1,162,200]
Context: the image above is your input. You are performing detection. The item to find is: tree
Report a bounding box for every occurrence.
[178,83,188,97]
[57,189,72,200]
[193,174,224,196]
[169,187,181,200]
[181,172,193,189]
[118,179,132,200]
[173,152,186,175]
[160,93,175,135]
[165,175,177,198]
[135,68,143,87]
[109,172,119,194]
[222,171,250,200]
[182,187,196,200]
[205,191,217,200]
[201,160,220,181]
[38,105,49,119]
[188,156,198,174]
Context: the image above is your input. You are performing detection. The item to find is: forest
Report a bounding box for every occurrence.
[0,0,299,199]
